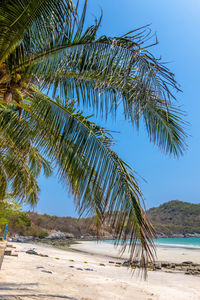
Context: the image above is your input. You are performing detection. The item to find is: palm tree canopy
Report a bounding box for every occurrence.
[0,0,187,270]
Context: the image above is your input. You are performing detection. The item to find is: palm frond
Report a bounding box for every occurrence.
[2,0,186,157]
[7,0,178,103]
[14,89,156,268]
[0,0,75,64]
[0,103,52,203]
[28,146,53,177]
[143,101,187,157]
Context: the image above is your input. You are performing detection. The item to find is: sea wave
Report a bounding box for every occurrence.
[155,242,200,249]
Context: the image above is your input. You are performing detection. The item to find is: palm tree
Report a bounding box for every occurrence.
[0,0,186,268]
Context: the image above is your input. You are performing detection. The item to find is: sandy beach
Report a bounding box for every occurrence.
[70,240,200,264]
[0,241,200,300]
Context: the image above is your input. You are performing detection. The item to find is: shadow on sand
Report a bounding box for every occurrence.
[0,282,77,299]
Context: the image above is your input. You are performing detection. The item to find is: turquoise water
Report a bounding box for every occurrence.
[155,237,200,248]
[103,237,200,249]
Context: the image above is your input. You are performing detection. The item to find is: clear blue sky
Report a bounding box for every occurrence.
[28,0,200,217]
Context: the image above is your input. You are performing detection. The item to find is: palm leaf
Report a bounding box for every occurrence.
[0,103,52,203]
[0,0,75,64]
[3,0,186,157]
[10,89,155,268]
[143,100,187,157]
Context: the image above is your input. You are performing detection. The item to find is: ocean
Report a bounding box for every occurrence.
[155,237,200,248]
[103,237,200,249]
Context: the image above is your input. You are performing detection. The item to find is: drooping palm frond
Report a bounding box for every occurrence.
[2,0,176,101]
[0,0,75,64]
[1,92,155,267]
[2,0,186,157]
[20,9,178,106]
[7,89,155,268]
[143,100,186,157]
[0,103,52,203]
[28,146,53,178]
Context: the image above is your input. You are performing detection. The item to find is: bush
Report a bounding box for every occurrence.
[38,230,48,239]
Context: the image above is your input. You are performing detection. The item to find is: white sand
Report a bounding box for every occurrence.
[71,240,200,263]
[0,241,199,300]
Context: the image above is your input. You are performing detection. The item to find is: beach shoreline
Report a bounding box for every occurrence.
[70,240,200,264]
[0,241,199,299]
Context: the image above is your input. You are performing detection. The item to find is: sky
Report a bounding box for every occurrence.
[28,0,200,217]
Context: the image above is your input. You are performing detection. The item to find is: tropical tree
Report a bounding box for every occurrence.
[0,200,31,235]
[0,0,186,268]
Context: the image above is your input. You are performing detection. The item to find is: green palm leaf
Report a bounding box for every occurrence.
[2,0,186,157]
[11,89,155,267]
[0,103,52,203]
[0,0,74,64]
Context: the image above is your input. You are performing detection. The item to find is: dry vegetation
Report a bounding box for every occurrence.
[5,200,200,238]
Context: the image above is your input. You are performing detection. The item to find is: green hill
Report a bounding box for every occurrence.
[4,200,200,238]
[147,200,200,235]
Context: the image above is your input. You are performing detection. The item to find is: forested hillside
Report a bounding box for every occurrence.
[5,200,200,238]
[148,200,200,234]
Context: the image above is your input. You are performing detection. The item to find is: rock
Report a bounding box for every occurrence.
[99,263,105,266]
[122,260,131,267]
[39,253,48,257]
[184,269,200,276]
[13,235,34,242]
[172,234,184,238]
[123,262,130,267]
[122,260,139,267]
[47,231,73,239]
[154,262,161,269]
[41,270,52,274]
[161,262,169,268]
[11,253,18,257]
[181,266,188,271]
[6,244,16,248]
[182,261,193,265]
[174,263,182,267]
[175,266,182,271]
[185,271,192,275]
[26,250,38,255]
[192,271,200,275]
